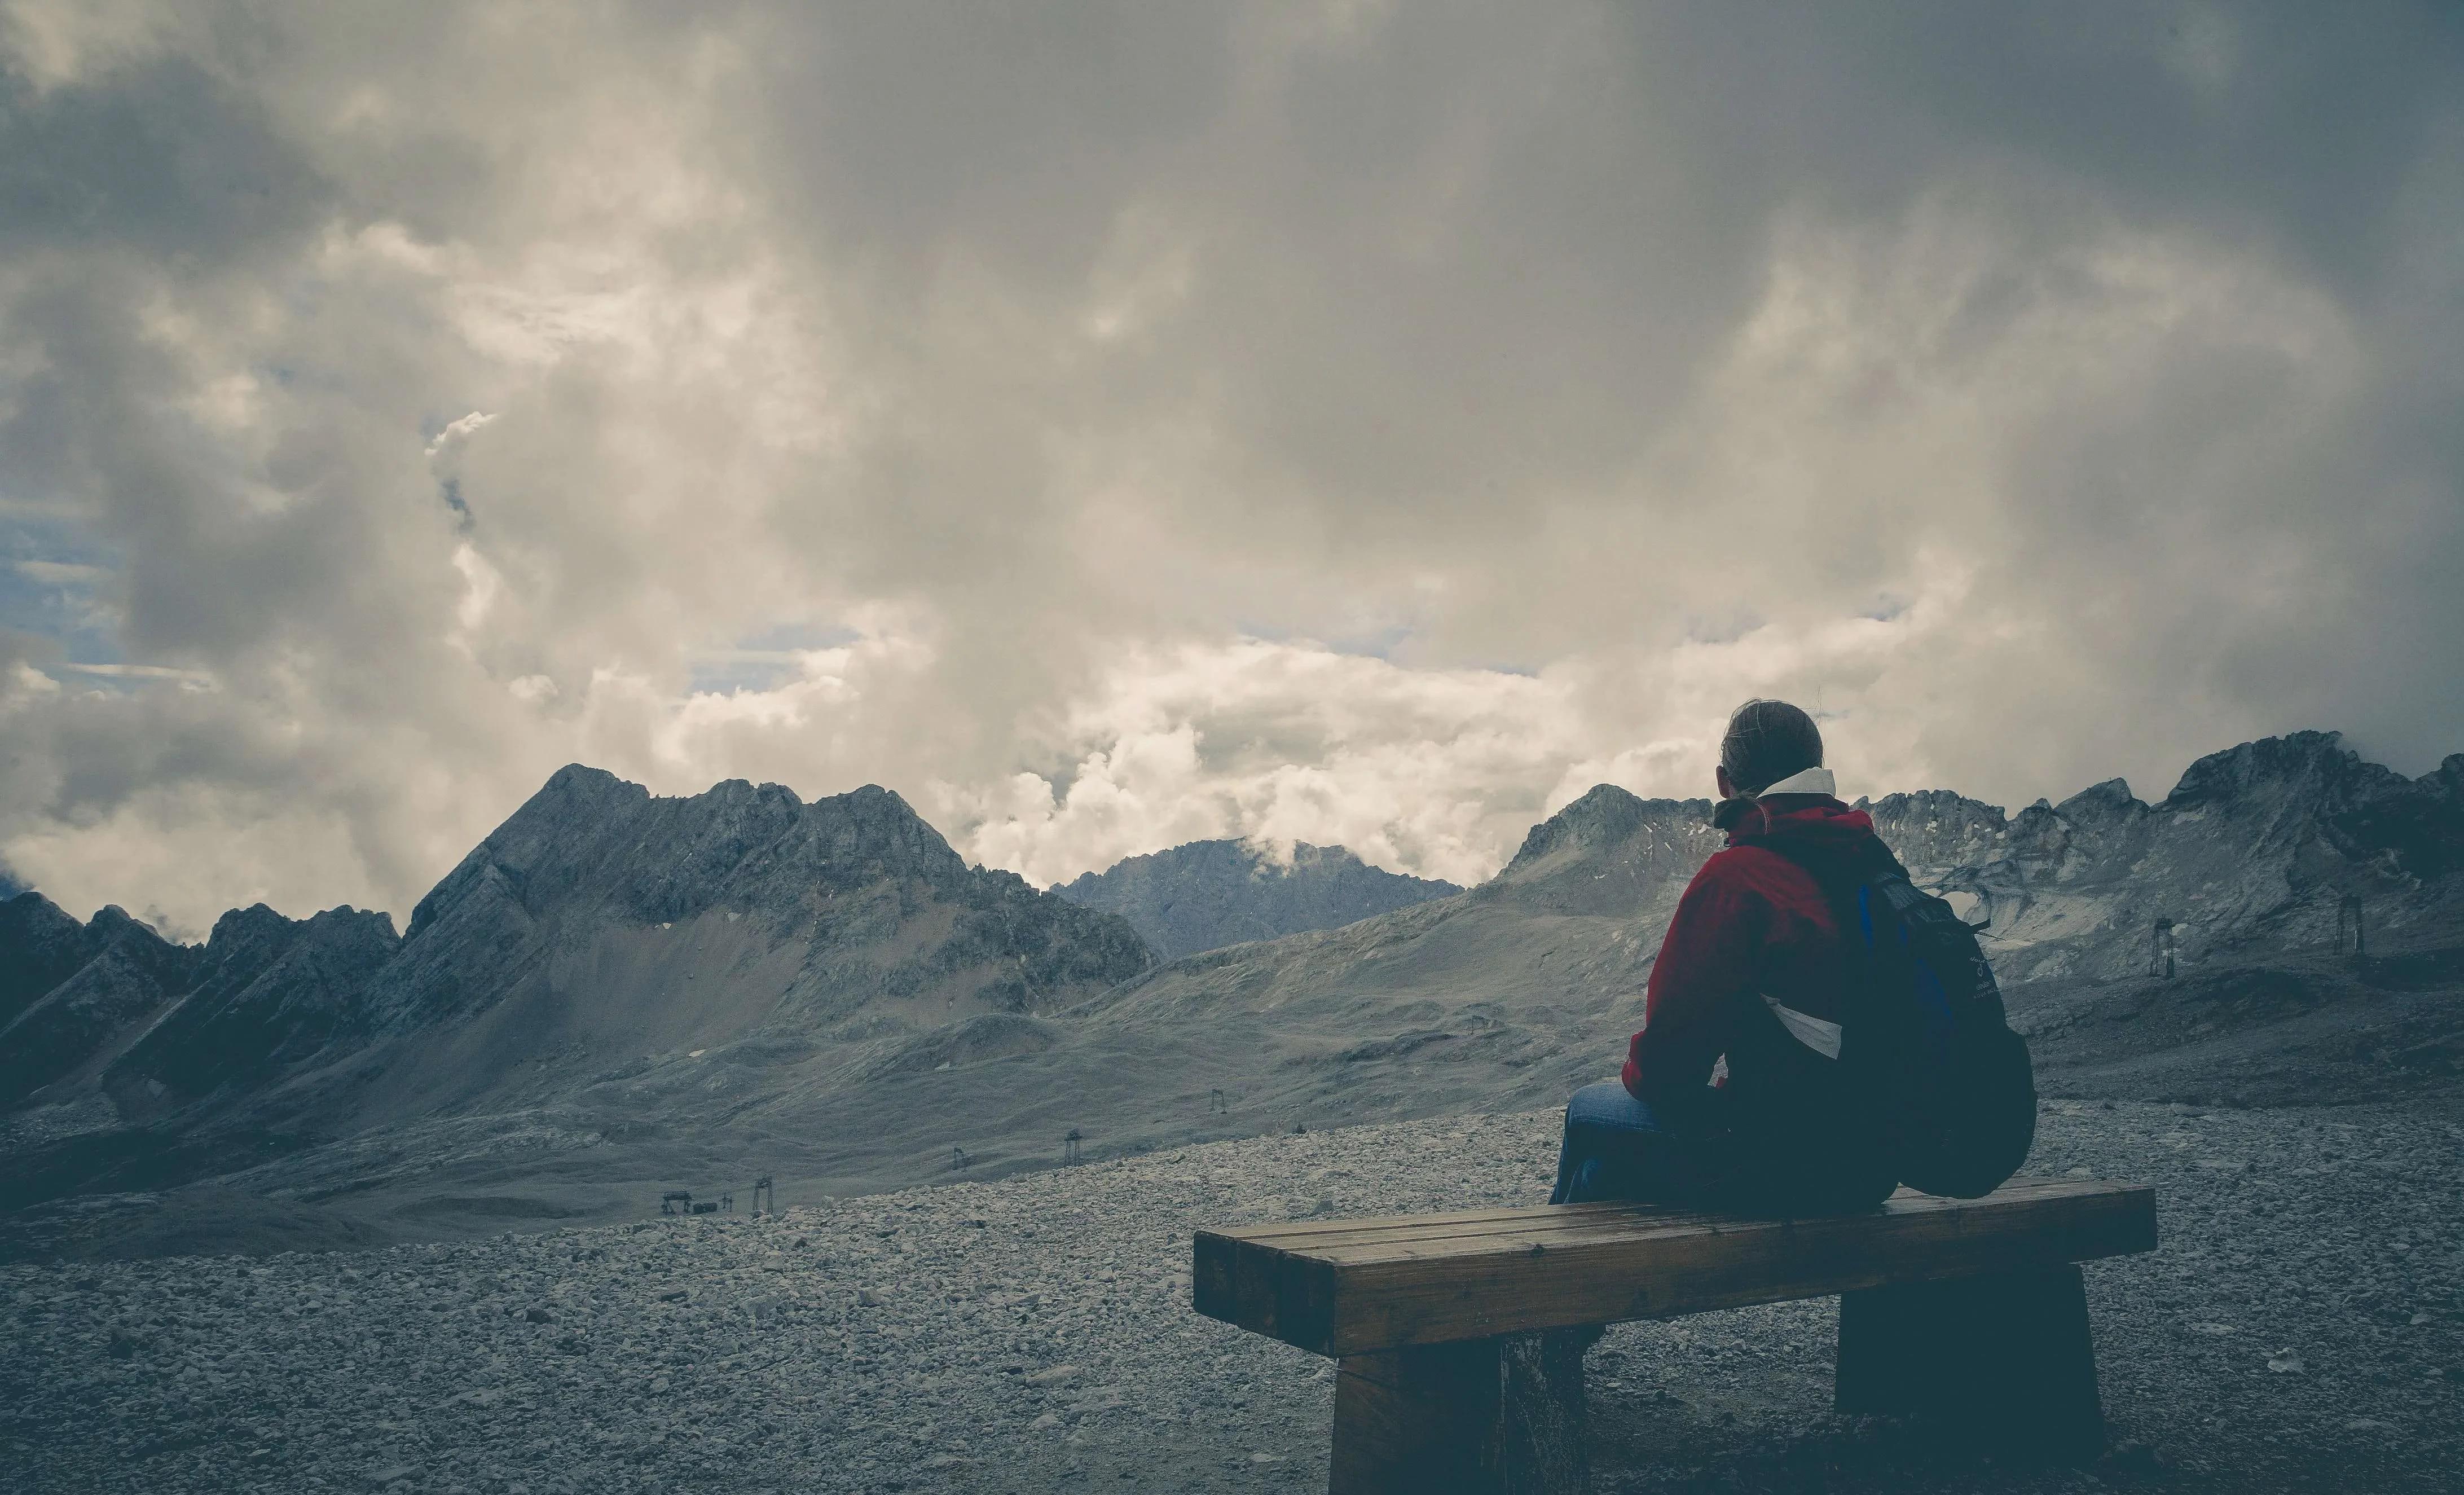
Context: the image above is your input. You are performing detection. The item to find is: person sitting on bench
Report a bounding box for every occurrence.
[1552,697,1899,1215]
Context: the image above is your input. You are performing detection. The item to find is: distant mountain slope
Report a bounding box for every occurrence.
[0,766,1156,1238]
[1047,785,1723,1123]
[1054,839,1460,959]
[0,904,198,1105]
[363,764,1150,1027]
[1861,732,2464,984]
[105,904,402,1115]
[0,892,103,1032]
[908,735,2463,1204]
[310,766,1156,1129]
[4,732,2459,1261]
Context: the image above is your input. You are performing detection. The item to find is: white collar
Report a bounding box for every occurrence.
[1756,766,1837,798]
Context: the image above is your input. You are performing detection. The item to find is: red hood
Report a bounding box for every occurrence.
[1721,796,1875,850]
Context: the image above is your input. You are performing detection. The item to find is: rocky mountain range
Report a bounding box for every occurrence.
[1053,838,1460,960]
[1865,734,2464,984]
[2,730,2458,1260]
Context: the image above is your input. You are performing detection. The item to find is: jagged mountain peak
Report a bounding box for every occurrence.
[535,760,653,808]
[0,897,200,1103]
[1056,836,1460,961]
[2163,729,2408,809]
[85,904,165,942]
[1,890,82,953]
[0,891,99,1031]
[207,901,292,938]
[366,763,1151,1043]
[184,905,310,1005]
[2056,778,2144,819]
[199,903,301,960]
[1503,785,1713,876]
[2432,754,2464,795]
[1859,789,2010,881]
[1487,785,1723,923]
[1861,786,2006,817]
[2,887,78,930]
[406,768,958,944]
[109,902,404,1112]
[305,904,399,939]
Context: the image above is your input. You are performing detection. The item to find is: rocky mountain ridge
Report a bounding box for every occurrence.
[1054,838,1460,960]
[0,903,204,1104]
[1860,732,2464,983]
[2,730,2458,1259]
[106,904,404,1118]
[0,767,1156,1247]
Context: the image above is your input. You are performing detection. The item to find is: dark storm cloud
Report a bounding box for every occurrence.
[0,52,327,262]
[0,1,2457,925]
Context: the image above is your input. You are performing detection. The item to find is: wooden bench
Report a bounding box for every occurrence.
[1194,1177,2157,1493]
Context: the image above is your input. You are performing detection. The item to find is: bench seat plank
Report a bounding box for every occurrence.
[1226,1179,2117,1259]
[1226,1177,2107,1252]
[1194,1178,2155,1356]
[1302,1179,2128,1262]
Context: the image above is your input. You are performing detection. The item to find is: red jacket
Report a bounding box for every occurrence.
[1621,795,1879,1127]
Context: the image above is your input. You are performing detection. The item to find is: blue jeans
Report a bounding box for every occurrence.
[1549,1080,1715,1206]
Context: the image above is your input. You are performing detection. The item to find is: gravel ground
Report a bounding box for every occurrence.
[6,1093,2459,1495]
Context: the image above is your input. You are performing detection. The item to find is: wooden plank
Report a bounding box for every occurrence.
[1194,1230,1341,1355]
[1327,1333,1589,1495]
[1193,1178,2155,1356]
[1326,1191,2155,1353]
[1836,1264,2106,1460]
[1328,1340,1503,1493]
[1303,1181,2136,1264]
[1238,1199,1709,1245]
[1224,1179,2108,1254]
[1232,1182,2119,1251]
[1215,1179,2129,1259]
[1239,1204,1740,1253]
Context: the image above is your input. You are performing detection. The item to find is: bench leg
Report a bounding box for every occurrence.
[1835,1263,2104,1461]
[1329,1330,1587,1494]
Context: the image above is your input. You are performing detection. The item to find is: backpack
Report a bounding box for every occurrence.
[1766,838,2038,1199]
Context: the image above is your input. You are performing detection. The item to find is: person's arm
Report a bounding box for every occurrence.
[1621,852,1765,1132]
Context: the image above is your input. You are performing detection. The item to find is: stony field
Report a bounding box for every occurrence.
[6,1093,2460,1495]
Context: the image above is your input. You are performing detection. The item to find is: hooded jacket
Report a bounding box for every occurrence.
[1621,767,1885,1157]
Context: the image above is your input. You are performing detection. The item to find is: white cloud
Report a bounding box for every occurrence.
[423,409,496,458]
[939,587,1965,890]
[0,4,2456,933]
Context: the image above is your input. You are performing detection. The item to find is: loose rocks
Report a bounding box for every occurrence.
[5,1095,2459,1493]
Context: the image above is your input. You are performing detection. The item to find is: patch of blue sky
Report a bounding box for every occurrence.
[2,520,212,689]
[1862,593,1912,622]
[1,518,124,665]
[437,477,474,531]
[685,621,862,696]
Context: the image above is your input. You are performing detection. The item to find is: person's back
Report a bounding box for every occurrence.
[1551,698,1898,1214]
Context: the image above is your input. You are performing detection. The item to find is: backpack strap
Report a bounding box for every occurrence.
[1761,993,1842,1059]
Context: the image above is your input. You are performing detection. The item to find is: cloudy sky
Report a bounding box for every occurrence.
[2,2,2459,935]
